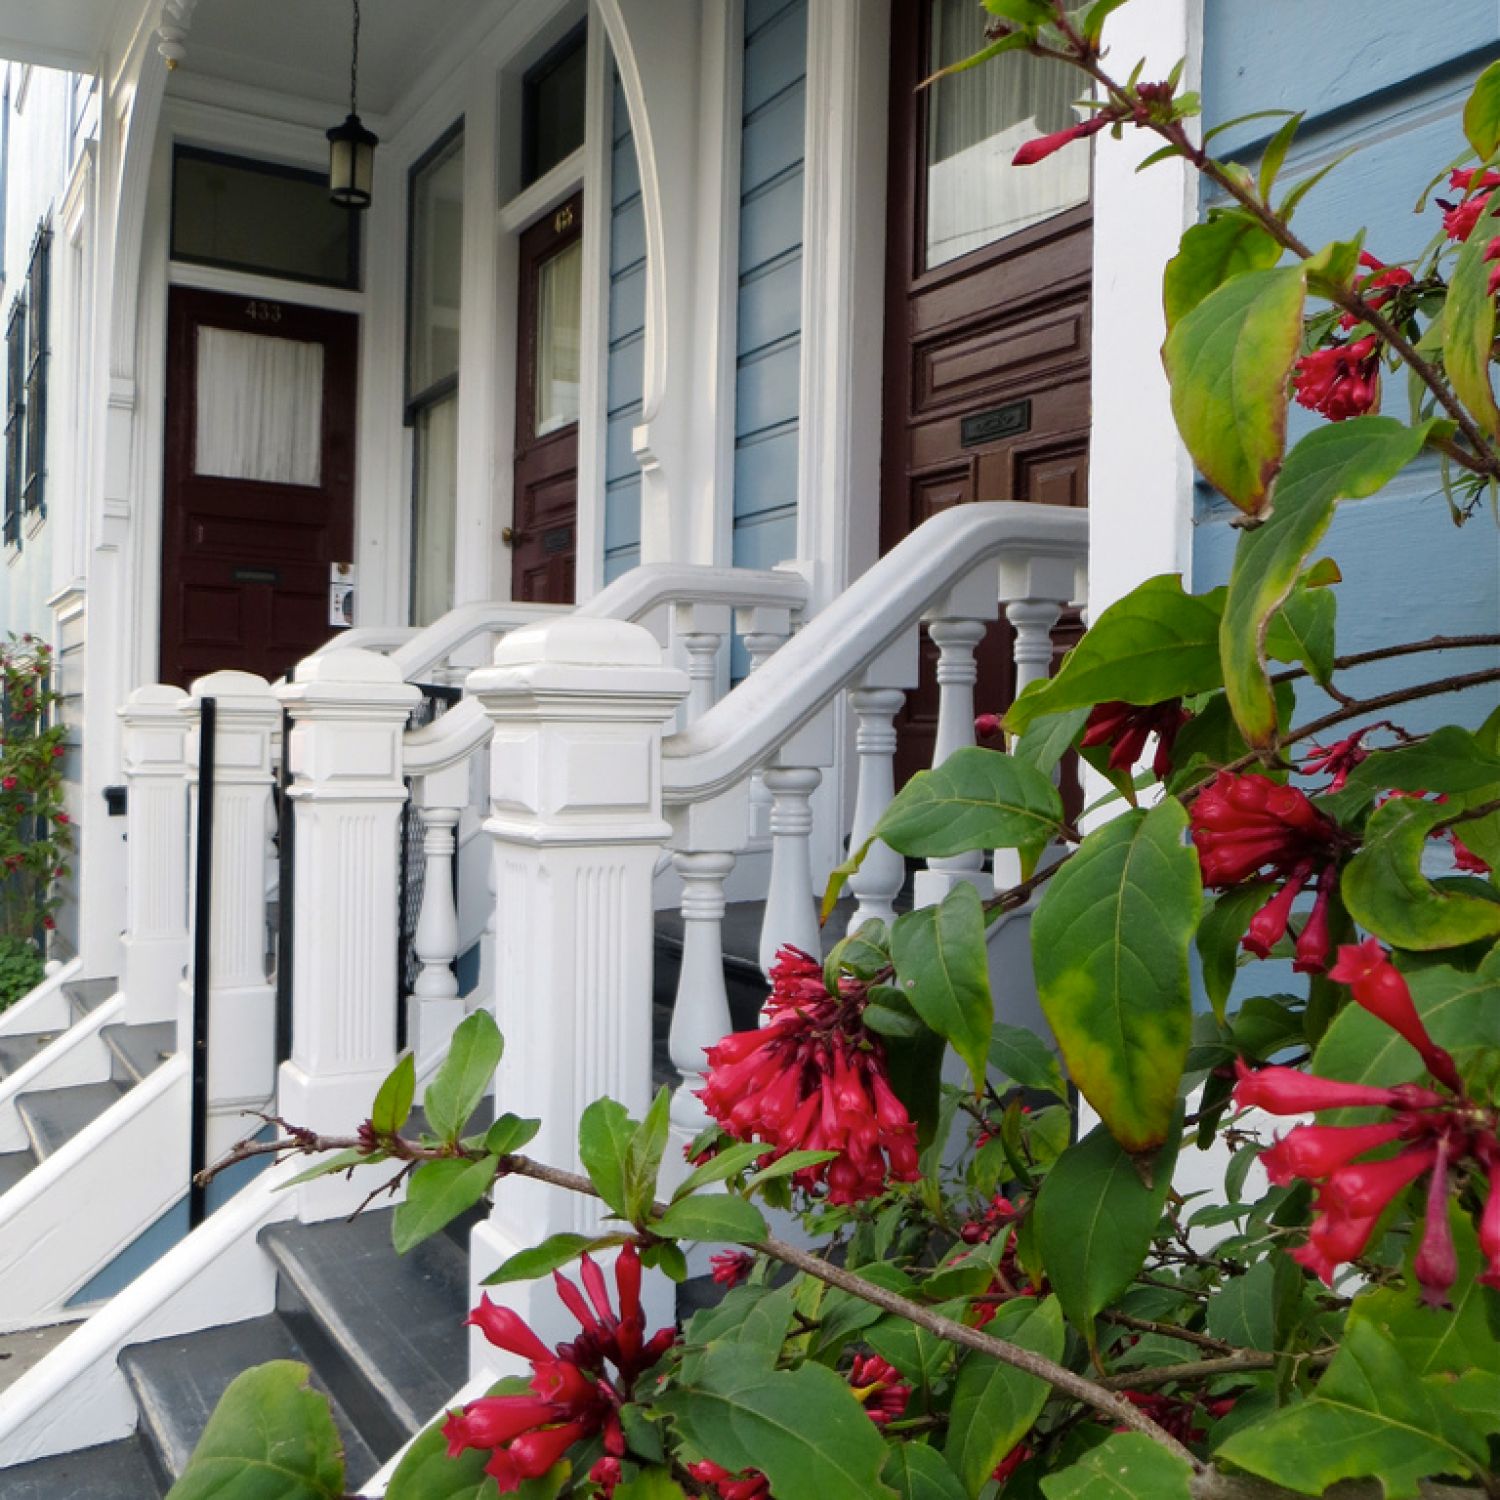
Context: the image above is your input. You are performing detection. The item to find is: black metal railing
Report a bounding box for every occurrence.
[187,696,216,1230]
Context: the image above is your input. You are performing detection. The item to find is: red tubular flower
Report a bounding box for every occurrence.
[1081,698,1191,779]
[589,1457,623,1497]
[1242,863,1310,958]
[1301,729,1375,791]
[488,1421,590,1490]
[1013,111,1112,166]
[1231,1059,1433,1116]
[1320,1145,1436,1219]
[1260,1120,1408,1187]
[1292,866,1339,975]
[1328,940,1462,1092]
[1413,1143,1458,1307]
[1337,252,1414,330]
[688,1461,771,1500]
[1442,189,1494,242]
[442,1398,559,1458]
[710,1250,754,1289]
[1290,1208,1381,1285]
[848,1354,911,1426]
[1479,1159,1500,1291]
[1190,773,1341,888]
[1293,335,1381,420]
[697,946,921,1205]
[467,1295,554,1363]
[974,713,1002,740]
[993,1445,1032,1483]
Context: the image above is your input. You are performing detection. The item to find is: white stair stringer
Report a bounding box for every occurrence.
[0,992,124,1153]
[0,1056,188,1333]
[0,956,83,1040]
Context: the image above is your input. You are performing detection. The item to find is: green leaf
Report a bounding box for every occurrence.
[871,747,1062,868]
[425,1010,503,1144]
[482,1231,622,1285]
[1443,189,1500,438]
[743,1149,840,1190]
[1039,1433,1193,1499]
[1432,1369,1500,1437]
[652,1194,767,1245]
[164,1361,344,1500]
[1220,417,1437,745]
[615,1471,684,1500]
[1349,1204,1500,1379]
[825,920,892,997]
[278,1146,381,1188]
[1341,724,1500,800]
[1033,1120,1179,1343]
[1195,883,1273,1022]
[1005,577,1224,737]
[1464,59,1500,161]
[371,1052,416,1136]
[881,1442,968,1500]
[626,1086,672,1220]
[1215,1321,1489,1498]
[980,0,1055,24]
[944,1296,1063,1497]
[1013,706,1090,777]
[392,1155,498,1254]
[1031,800,1200,1151]
[1304,236,1366,299]
[1448,706,1500,869]
[1264,584,1336,686]
[988,1021,1066,1099]
[671,1141,766,1202]
[891,883,993,1091]
[864,1300,964,1397]
[482,1112,542,1157]
[1342,795,1500,951]
[1080,0,1130,44]
[1205,1257,1286,1354]
[578,1097,636,1219]
[1163,266,1305,516]
[1257,112,1303,199]
[657,1347,897,1500]
[1163,212,1282,329]
[923,30,1031,83]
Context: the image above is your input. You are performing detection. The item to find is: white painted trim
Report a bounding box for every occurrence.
[496,145,586,236]
[1085,0,1203,614]
[0,956,82,1041]
[165,262,364,315]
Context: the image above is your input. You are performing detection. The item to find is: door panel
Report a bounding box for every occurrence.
[160,288,357,687]
[510,192,582,604]
[882,0,1090,784]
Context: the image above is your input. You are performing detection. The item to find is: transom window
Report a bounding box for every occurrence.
[522,23,586,187]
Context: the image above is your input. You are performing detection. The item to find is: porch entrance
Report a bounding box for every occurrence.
[881,0,1091,781]
[508,191,584,604]
[159,287,358,687]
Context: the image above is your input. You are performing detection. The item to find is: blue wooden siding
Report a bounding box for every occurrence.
[732,0,807,575]
[604,67,645,583]
[1193,4,1500,748]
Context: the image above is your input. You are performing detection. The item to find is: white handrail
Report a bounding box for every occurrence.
[402,696,491,776]
[661,503,1088,802]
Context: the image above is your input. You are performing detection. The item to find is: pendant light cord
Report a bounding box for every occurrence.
[349,0,361,118]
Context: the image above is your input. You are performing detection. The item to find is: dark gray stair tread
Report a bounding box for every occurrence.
[260,1207,471,1446]
[101,1022,175,1084]
[120,1314,380,1487]
[0,1151,34,1195]
[0,1436,160,1499]
[16,1081,127,1159]
[63,980,116,1019]
[0,1031,62,1079]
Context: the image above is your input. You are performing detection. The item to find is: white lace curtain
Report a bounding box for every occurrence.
[195,326,325,487]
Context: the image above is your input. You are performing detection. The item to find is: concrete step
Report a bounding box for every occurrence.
[62,980,116,1023]
[260,1207,472,1459]
[120,1314,381,1493]
[16,1080,127,1160]
[0,1151,35,1195]
[0,1031,62,1080]
[100,1022,175,1086]
[0,1436,161,1499]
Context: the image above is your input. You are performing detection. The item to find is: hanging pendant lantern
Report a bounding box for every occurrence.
[328,0,377,208]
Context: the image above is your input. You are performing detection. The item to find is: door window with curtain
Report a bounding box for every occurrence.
[405,121,464,627]
[924,0,1091,268]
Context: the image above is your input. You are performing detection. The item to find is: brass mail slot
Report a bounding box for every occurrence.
[961,399,1031,448]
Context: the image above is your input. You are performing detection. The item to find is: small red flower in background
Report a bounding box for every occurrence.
[1439,167,1500,241]
[1293,335,1381,421]
[974,713,1003,740]
[847,1354,910,1426]
[41,916,54,931]
[993,1444,1031,1483]
[1300,724,1384,791]
[1237,943,1499,1302]
[1012,111,1111,166]
[1080,699,1190,780]
[1189,772,1345,973]
[0,776,14,791]
[1338,251,1413,329]
[709,1250,754,1289]
[697,946,921,1205]
[588,1457,623,1497]
[688,1460,770,1500]
[446,1245,674,1492]
[54,811,69,825]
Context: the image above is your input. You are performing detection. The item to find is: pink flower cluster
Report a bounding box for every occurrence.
[698,946,921,1204]
[1293,334,1381,421]
[1236,941,1499,1303]
[444,1245,674,1493]
[1081,698,1191,780]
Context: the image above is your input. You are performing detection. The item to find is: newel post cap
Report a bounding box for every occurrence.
[471,617,689,707]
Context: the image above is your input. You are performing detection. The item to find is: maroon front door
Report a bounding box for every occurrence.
[882,0,1090,781]
[159,287,358,687]
[509,192,583,604]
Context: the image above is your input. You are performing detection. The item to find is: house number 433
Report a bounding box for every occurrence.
[244,300,282,323]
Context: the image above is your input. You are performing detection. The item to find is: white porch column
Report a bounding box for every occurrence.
[274,653,420,1168]
[180,672,280,1159]
[119,685,190,1024]
[466,617,686,1375]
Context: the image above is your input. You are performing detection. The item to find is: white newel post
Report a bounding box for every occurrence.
[467,618,687,1375]
[274,653,420,1192]
[913,569,1000,907]
[407,761,468,1069]
[120,685,191,1024]
[180,672,280,1159]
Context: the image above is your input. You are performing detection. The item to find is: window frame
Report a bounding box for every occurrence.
[22,220,49,521]
[3,292,25,549]
[520,21,588,190]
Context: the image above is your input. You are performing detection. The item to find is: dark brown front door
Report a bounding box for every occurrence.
[160,287,357,687]
[883,0,1090,780]
[510,192,583,603]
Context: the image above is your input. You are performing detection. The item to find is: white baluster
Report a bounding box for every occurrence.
[1008,599,1063,697]
[669,848,736,1125]
[673,601,731,724]
[408,759,467,1068]
[760,764,824,977]
[847,688,908,931]
[735,605,792,845]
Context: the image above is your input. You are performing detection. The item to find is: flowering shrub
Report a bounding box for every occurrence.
[172,5,1500,1498]
[0,633,70,1009]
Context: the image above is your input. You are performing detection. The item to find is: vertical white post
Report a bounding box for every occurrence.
[467,617,687,1373]
[736,605,792,843]
[846,631,919,932]
[180,672,280,1159]
[914,569,999,907]
[673,601,731,724]
[407,760,469,1069]
[274,653,420,1194]
[119,685,190,1025]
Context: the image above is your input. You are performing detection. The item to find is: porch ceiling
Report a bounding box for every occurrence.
[176,0,495,117]
[0,0,116,71]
